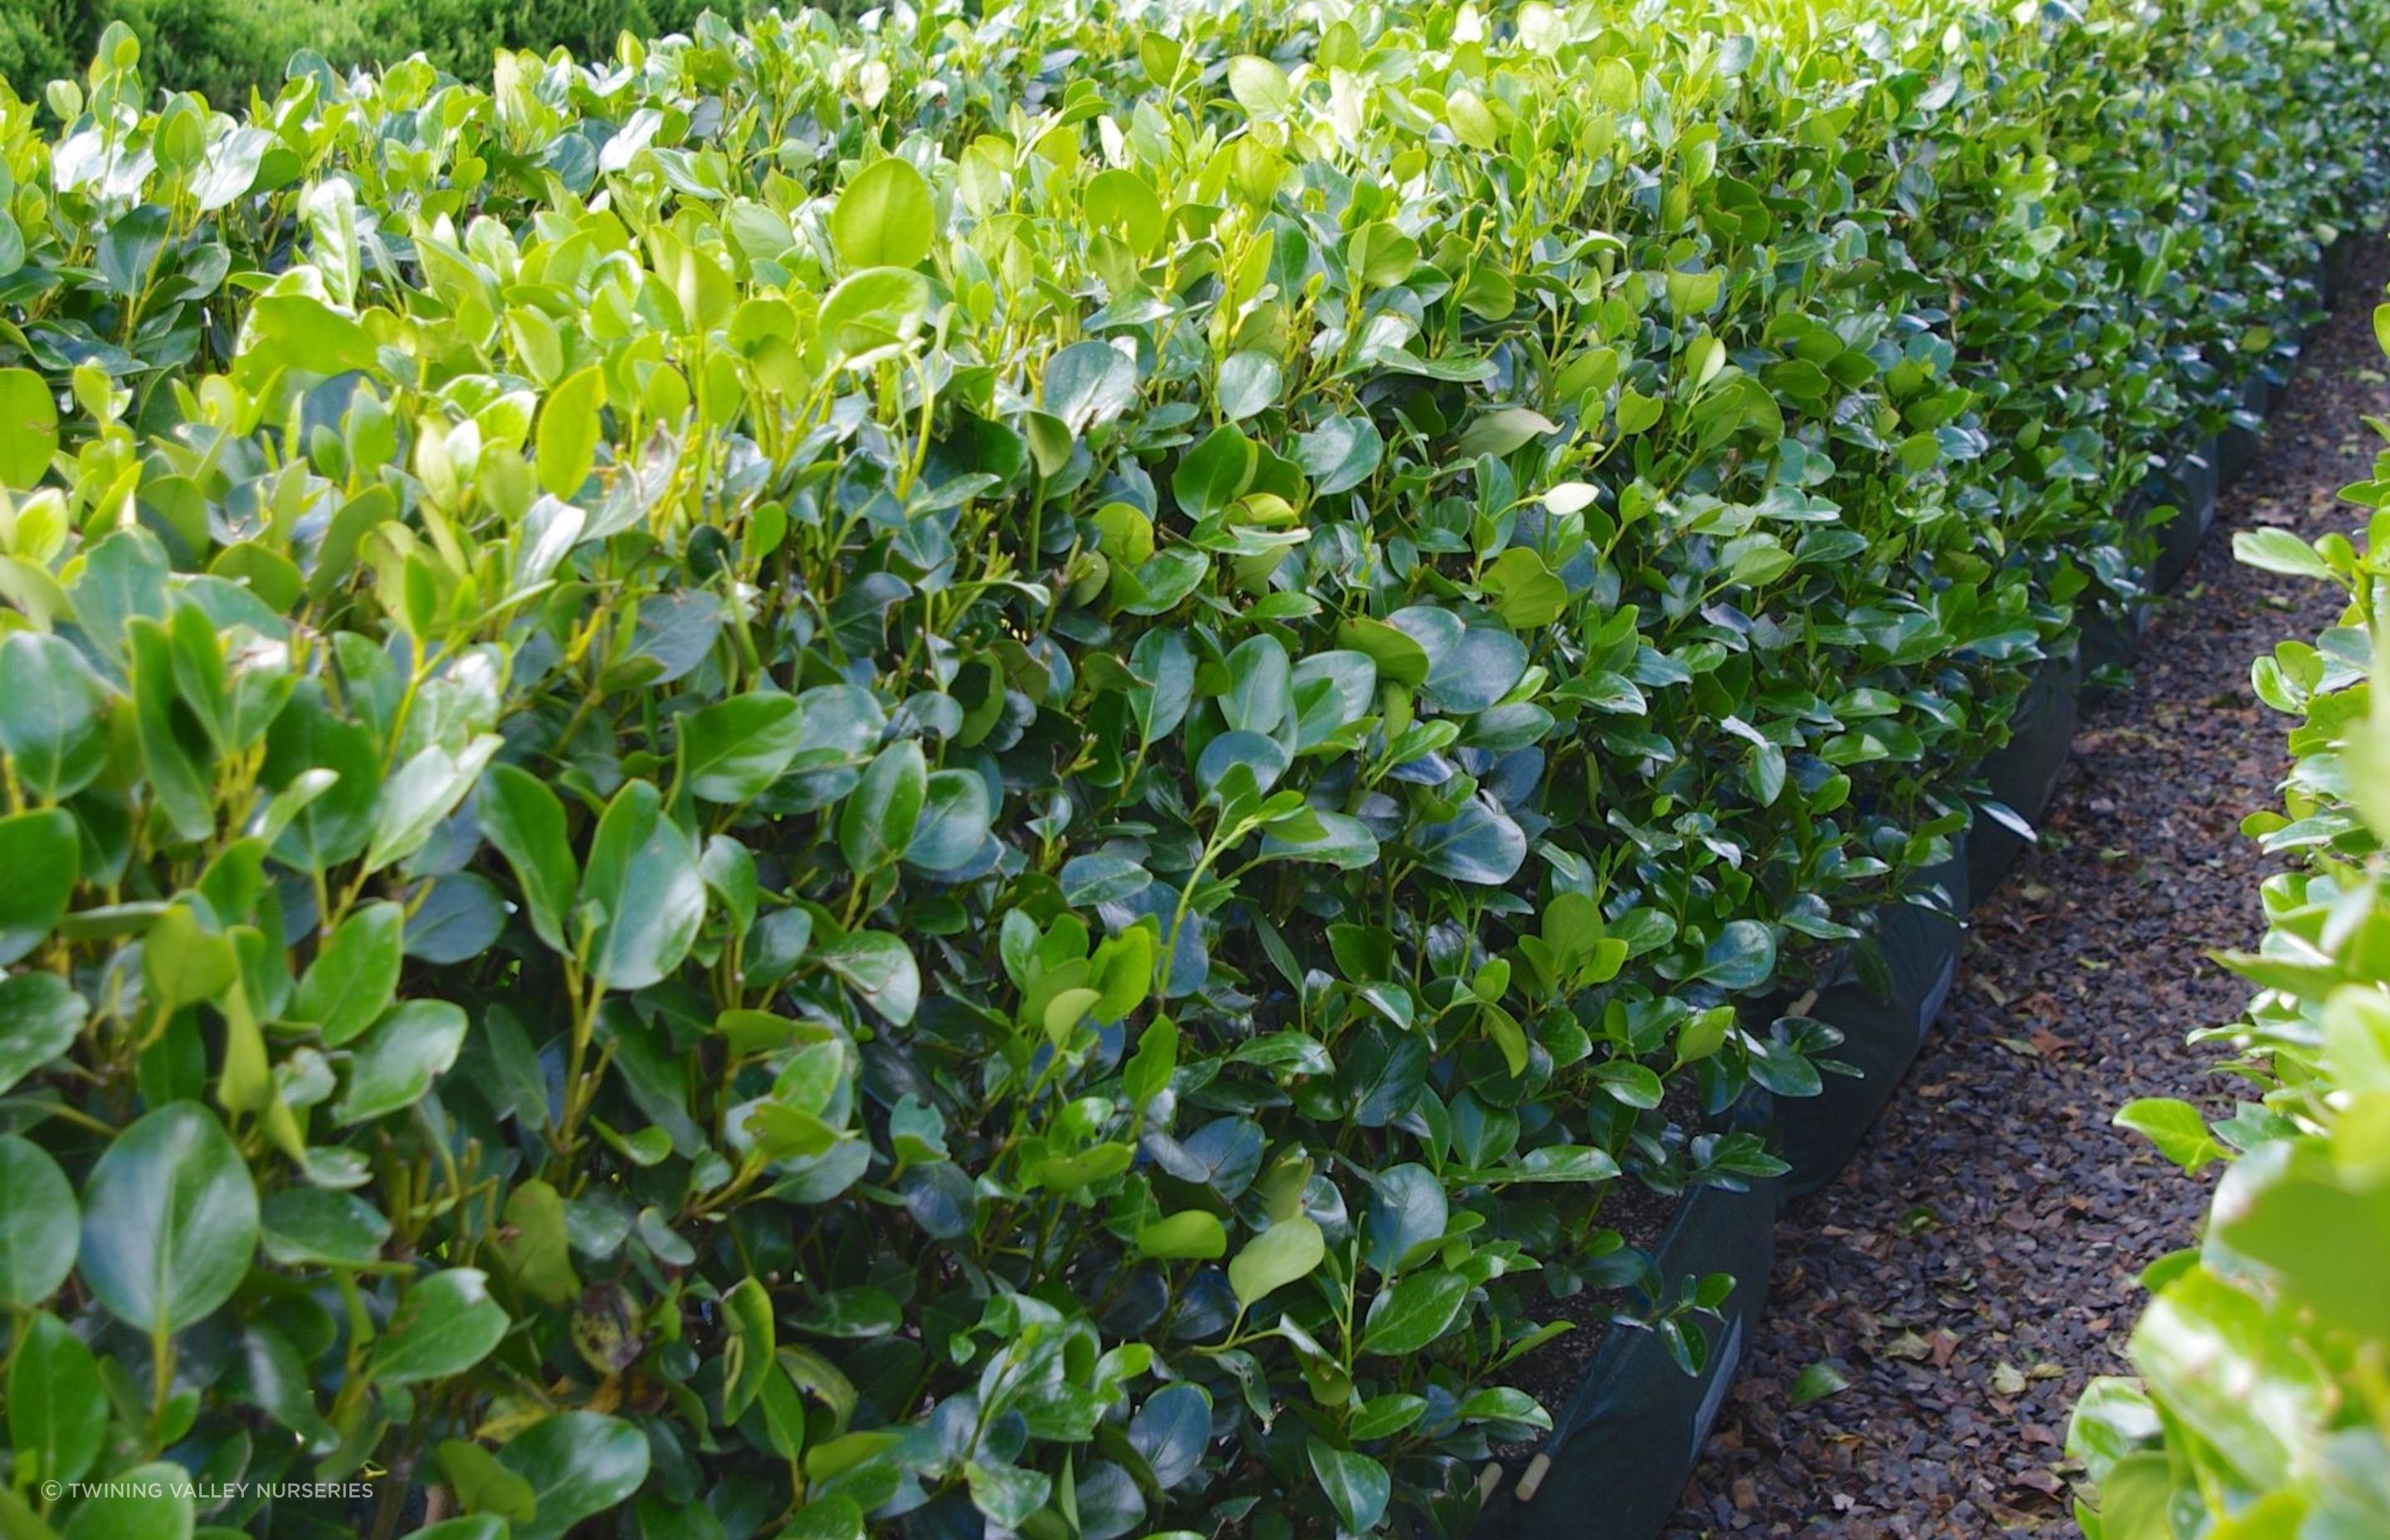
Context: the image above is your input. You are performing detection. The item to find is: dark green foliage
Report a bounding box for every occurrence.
[0,0,723,105]
[0,0,81,90]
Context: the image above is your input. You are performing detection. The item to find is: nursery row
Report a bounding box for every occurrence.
[2067,297,2390,1537]
[0,2,2385,1538]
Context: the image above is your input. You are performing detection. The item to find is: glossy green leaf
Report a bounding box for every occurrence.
[334,1000,469,1123]
[369,1269,510,1385]
[0,1135,78,1309]
[0,809,76,967]
[480,763,578,953]
[0,631,108,800]
[291,900,403,1045]
[838,741,926,875]
[9,1309,106,1484]
[498,1411,652,1540]
[580,781,706,992]
[814,930,920,1026]
[1361,1270,1470,1356]
[681,690,804,804]
[1045,341,1140,435]
[0,972,85,1096]
[905,770,993,872]
[79,1103,259,1335]
[59,1461,193,1540]
[1305,1440,1390,1533]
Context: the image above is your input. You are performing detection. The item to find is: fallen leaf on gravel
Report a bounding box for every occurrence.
[1993,1362,2027,1395]
[1885,1330,1932,1362]
[1790,1362,1853,1406]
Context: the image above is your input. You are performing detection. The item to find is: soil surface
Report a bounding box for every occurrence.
[1666,247,2390,1539]
[1500,1173,1678,1450]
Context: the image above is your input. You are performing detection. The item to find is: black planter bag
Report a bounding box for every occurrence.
[1968,651,2080,898]
[2149,437,2220,594]
[1472,1179,1779,1540]
[2325,229,2358,305]
[1773,841,1968,1200]
[2079,597,2149,684]
[2218,368,2275,486]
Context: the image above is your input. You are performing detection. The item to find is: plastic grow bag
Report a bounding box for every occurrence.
[2079,597,2149,684]
[1773,841,1968,1201]
[1472,1177,1780,1540]
[2219,370,2272,485]
[1968,651,2080,899]
[2082,471,2156,681]
[2326,230,2358,306]
[2150,437,2220,594]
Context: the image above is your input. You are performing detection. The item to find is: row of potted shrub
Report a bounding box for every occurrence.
[0,2,2386,1538]
[2068,273,2390,1538]
[1498,236,2365,1540]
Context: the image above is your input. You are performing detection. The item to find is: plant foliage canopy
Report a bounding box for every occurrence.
[0,0,2383,1537]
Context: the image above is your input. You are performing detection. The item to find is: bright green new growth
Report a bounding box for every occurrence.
[0,0,2381,1537]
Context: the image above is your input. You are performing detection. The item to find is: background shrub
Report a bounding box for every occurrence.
[0,0,773,106]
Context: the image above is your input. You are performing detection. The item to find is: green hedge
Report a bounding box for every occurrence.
[2069,275,2390,1538]
[0,2,2381,1538]
[0,0,774,108]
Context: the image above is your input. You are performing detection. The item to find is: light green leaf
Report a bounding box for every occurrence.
[1227,56,1292,116]
[831,157,935,270]
[536,365,607,500]
[1228,1214,1324,1310]
[0,369,57,489]
[2232,527,2335,582]
[2115,1098,2226,1173]
[1136,1211,1228,1260]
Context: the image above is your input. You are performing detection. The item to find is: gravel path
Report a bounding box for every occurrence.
[1665,248,2390,1540]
